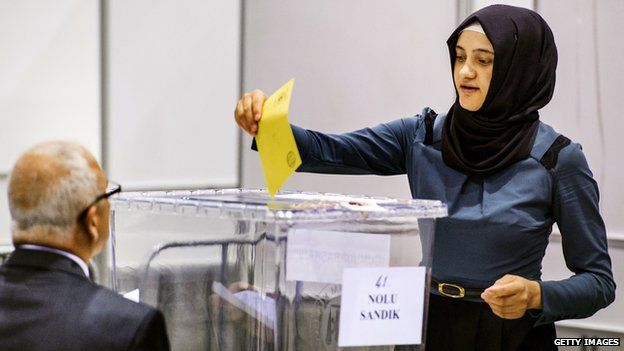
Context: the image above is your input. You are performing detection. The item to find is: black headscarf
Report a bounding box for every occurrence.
[441,5,558,175]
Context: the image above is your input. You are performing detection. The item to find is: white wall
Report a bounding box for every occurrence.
[0,0,242,243]
[540,0,624,237]
[539,0,624,334]
[473,0,534,11]
[106,0,240,190]
[0,180,9,242]
[242,0,457,199]
[0,0,101,244]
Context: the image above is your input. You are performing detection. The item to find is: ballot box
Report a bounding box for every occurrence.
[106,188,447,351]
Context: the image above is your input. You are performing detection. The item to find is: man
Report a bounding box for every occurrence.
[0,141,170,351]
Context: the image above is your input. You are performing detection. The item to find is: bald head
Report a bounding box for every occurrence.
[8,141,105,246]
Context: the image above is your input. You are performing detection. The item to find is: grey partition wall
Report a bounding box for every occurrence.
[0,0,101,243]
[241,0,458,199]
[105,0,241,190]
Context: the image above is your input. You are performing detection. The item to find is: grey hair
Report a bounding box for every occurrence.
[9,142,100,235]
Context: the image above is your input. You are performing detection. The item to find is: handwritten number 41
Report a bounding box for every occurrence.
[376,275,388,288]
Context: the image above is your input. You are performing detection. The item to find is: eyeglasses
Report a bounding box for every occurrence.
[77,181,122,221]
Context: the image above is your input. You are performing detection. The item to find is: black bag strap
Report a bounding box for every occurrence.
[539,135,571,170]
[423,112,445,146]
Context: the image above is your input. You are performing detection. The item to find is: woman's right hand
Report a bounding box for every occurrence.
[234,89,268,136]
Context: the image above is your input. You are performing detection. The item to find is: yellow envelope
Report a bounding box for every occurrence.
[256,79,302,197]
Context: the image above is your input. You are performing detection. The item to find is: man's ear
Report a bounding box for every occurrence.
[81,205,100,244]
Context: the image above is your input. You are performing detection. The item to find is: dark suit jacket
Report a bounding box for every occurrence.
[0,248,170,351]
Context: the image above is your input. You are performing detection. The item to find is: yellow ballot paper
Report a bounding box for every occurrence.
[256,79,302,197]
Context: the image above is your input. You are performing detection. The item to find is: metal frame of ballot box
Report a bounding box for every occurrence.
[107,188,447,351]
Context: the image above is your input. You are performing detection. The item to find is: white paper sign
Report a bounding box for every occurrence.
[286,229,390,284]
[338,266,427,347]
[123,289,140,303]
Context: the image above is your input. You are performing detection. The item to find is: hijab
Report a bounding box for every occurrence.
[441,5,558,175]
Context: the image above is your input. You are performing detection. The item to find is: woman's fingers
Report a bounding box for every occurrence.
[251,90,267,121]
[243,94,254,129]
[234,100,253,135]
[234,90,267,136]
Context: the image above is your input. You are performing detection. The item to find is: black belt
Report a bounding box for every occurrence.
[431,279,484,299]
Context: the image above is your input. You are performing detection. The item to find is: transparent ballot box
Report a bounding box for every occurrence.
[107,188,447,351]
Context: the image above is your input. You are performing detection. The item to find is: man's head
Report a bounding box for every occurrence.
[8,141,109,262]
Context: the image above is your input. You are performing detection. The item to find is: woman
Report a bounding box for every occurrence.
[234,5,615,350]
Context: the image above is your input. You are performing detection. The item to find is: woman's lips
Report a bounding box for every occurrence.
[460,85,479,94]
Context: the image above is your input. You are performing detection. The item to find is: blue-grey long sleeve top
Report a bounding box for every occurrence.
[276,108,615,325]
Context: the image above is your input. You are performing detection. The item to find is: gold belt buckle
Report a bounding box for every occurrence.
[438,282,465,298]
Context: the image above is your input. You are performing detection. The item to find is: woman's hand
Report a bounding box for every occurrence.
[481,274,542,319]
[234,89,268,136]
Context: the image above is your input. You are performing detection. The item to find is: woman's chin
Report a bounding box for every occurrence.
[459,102,481,112]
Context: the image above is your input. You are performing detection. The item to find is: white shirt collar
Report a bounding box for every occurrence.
[18,244,90,278]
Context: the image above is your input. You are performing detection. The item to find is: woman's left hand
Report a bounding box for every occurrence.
[481,274,542,319]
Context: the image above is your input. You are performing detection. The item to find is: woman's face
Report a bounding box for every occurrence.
[453,30,494,111]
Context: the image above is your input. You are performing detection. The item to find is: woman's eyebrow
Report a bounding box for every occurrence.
[456,45,494,55]
[475,48,495,55]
